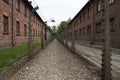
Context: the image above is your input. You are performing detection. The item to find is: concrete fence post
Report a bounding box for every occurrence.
[101,0,112,80]
[28,6,39,54]
[72,31,75,53]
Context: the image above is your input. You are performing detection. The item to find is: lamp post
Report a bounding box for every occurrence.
[28,6,39,55]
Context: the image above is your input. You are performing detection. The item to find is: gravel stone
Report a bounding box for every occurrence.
[11,39,100,80]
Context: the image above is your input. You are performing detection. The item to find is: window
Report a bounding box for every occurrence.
[109,0,114,4]
[16,0,20,11]
[33,15,35,23]
[74,30,76,39]
[74,30,77,35]
[88,7,91,18]
[38,31,40,37]
[83,13,85,21]
[75,30,78,39]
[83,27,86,35]
[3,15,9,35]
[24,5,27,17]
[74,20,78,27]
[87,25,91,34]
[96,23,101,33]
[97,0,101,12]
[110,18,115,32]
[80,15,81,23]
[38,22,39,26]
[33,28,35,36]
[24,24,27,36]
[16,21,20,36]
[79,29,82,35]
[38,30,39,37]
[34,16,36,23]
[69,32,72,38]
[36,29,37,37]
[3,0,9,4]
[36,18,37,25]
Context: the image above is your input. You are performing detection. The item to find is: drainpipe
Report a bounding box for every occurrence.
[11,0,14,47]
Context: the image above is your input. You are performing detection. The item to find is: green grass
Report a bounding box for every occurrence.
[32,42,41,49]
[0,42,41,70]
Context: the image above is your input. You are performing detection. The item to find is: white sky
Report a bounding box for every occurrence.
[31,0,89,26]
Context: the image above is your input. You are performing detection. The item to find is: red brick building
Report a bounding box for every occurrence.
[62,0,120,49]
[0,0,45,48]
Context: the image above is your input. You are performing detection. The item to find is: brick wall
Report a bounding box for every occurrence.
[65,0,120,49]
[0,0,44,48]
[0,0,12,48]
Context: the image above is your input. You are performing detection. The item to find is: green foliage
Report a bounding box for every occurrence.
[52,25,57,33]
[0,44,28,69]
[47,26,53,33]
[47,18,71,37]
[56,21,68,37]
[32,42,41,49]
[55,18,71,37]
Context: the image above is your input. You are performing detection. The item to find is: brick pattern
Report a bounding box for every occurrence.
[0,0,45,48]
[63,0,120,49]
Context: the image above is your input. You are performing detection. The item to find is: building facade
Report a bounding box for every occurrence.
[62,0,120,49]
[0,0,45,48]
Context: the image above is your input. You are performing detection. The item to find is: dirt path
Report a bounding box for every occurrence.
[11,39,100,80]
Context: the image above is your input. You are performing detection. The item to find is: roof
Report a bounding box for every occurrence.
[23,0,45,24]
[68,0,92,25]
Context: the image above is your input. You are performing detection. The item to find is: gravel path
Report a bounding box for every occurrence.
[11,39,100,80]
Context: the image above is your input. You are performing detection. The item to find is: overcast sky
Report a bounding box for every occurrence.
[31,0,89,26]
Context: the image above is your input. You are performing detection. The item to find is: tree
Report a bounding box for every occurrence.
[56,20,69,37]
[52,25,57,33]
[47,26,53,33]
[67,17,71,23]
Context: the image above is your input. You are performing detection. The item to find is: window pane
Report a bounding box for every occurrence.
[110,18,115,32]
[109,0,114,4]
[96,23,101,33]
[97,0,101,12]
[24,25,27,36]
[3,15,9,34]
[3,0,9,3]
[16,0,20,11]
[87,26,91,34]
[16,21,20,36]
[83,28,86,35]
